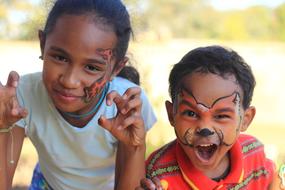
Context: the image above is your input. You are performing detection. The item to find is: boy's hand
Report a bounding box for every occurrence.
[99,87,145,146]
[135,177,164,190]
[0,71,28,128]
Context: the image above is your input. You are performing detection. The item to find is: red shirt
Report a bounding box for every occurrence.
[146,134,275,190]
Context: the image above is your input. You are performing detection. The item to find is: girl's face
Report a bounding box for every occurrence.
[40,15,122,114]
[166,72,255,174]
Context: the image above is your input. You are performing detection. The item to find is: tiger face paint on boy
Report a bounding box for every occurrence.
[175,87,243,148]
[83,48,113,102]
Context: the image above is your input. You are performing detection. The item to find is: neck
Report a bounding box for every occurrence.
[61,82,110,126]
[205,152,230,181]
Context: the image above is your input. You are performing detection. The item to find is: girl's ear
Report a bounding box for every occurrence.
[240,106,256,132]
[165,100,175,127]
[38,30,46,58]
[111,57,128,80]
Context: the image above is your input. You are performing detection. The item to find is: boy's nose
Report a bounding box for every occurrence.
[196,128,214,137]
[59,69,80,89]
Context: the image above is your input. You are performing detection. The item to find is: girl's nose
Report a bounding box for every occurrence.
[59,68,80,89]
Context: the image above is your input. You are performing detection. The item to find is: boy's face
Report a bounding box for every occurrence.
[166,72,255,173]
[39,15,125,114]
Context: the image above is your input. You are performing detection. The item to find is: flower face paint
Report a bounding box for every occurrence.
[169,72,245,171]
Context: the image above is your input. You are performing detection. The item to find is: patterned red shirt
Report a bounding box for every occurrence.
[146,134,275,190]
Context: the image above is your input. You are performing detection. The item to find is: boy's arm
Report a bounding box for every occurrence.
[115,142,146,190]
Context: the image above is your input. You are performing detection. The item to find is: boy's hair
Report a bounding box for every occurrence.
[169,45,256,109]
[43,0,139,85]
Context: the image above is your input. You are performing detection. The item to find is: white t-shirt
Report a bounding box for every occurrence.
[16,72,156,190]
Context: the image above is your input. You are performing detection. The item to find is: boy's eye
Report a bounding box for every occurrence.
[182,110,198,118]
[215,114,230,120]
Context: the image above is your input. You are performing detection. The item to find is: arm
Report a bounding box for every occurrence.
[0,126,25,190]
[115,142,146,189]
[99,87,147,190]
[0,71,27,190]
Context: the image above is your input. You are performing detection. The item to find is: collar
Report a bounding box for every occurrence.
[176,139,244,189]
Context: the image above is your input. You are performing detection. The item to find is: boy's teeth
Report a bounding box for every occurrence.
[199,144,213,147]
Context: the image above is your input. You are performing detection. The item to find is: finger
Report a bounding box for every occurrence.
[105,90,125,108]
[121,96,142,114]
[122,87,141,100]
[117,114,143,130]
[6,71,20,88]
[152,177,163,190]
[140,178,156,190]
[98,115,113,132]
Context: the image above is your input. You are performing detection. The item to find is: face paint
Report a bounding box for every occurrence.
[175,87,243,148]
[83,48,114,102]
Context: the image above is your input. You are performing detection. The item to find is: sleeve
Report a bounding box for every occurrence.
[140,89,157,131]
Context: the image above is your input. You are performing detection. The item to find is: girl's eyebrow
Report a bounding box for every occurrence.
[49,46,106,65]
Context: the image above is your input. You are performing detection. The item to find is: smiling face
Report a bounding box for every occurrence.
[166,71,255,176]
[40,14,123,115]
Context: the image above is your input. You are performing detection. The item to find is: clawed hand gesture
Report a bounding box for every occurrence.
[0,71,27,128]
[99,87,145,146]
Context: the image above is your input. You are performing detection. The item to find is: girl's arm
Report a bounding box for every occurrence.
[99,87,147,190]
[0,126,25,190]
[115,142,146,189]
[0,71,27,190]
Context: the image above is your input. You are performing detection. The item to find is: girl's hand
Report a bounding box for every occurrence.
[0,71,28,128]
[99,87,145,146]
[135,177,164,190]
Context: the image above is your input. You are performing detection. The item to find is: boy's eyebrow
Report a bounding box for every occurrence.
[214,107,235,113]
[180,99,199,110]
[49,46,106,65]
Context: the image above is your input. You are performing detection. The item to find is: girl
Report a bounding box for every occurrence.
[0,0,156,190]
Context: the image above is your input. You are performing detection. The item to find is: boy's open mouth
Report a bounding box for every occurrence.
[195,144,218,161]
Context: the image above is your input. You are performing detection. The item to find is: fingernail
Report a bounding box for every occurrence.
[122,95,127,100]
[121,109,126,114]
[117,125,123,130]
[106,100,111,105]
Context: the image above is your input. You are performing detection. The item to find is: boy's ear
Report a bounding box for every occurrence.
[111,57,128,79]
[240,106,256,132]
[165,100,175,127]
[38,30,46,58]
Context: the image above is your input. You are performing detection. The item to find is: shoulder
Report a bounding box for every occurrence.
[109,76,137,94]
[238,134,275,179]
[238,133,264,156]
[146,140,179,179]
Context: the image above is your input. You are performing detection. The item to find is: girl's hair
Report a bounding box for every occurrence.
[43,0,139,84]
[169,45,256,109]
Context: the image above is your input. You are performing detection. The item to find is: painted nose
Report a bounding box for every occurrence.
[59,69,80,89]
[196,128,214,137]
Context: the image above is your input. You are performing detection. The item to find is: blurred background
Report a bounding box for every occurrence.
[0,0,285,189]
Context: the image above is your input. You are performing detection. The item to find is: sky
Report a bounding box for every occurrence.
[209,0,285,10]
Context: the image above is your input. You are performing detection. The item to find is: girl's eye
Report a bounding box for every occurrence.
[85,64,101,73]
[53,55,68,63]
[182,110,198,118]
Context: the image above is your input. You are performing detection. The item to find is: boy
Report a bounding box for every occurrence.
[137,45,280,190]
